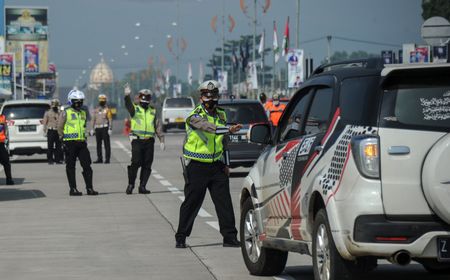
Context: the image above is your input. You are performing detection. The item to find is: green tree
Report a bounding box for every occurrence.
[422,0,450,21]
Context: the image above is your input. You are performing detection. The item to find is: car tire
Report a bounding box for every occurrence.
[312,209,358,280]
[240,197,288,276]
[420,259,450,274]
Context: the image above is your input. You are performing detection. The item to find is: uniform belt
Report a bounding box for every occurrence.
[95,124,109,128]
[47,127,57,130]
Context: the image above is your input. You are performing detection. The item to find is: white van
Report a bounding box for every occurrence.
[0,99,50,156]
[161,97,195,132]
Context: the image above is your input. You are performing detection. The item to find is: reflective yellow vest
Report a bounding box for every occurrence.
[63,108,86,141]
[183,105,227,163]
[130,105,155,139]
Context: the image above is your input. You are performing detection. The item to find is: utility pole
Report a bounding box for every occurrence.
[272,21,276,94]
[221,0,225,75]
[253,0,257,98]
[327,35,332,63]
[176,0,180,87]
[296,0,300,49]
[261,28,265,91]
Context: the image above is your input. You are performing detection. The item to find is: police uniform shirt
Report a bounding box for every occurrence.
[92,106,112,129]
[43,109,61,133]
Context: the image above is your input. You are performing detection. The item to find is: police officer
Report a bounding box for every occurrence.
[175,80,242,249]
[266,93,286,127]
[91,94,113,164]
[43,99,63,164]
[0,114,14,185]
[124,84,165,195]
[58,89,98,196]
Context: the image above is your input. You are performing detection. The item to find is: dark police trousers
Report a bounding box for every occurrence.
[0,143,12,180]
[176,160,237,242]
[64,141,93,190]
[128,138,154,188]
[47,129,62,163]
[95,127,110,162]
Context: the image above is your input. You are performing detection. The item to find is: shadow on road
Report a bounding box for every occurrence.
[0,188,45,202]
[0,178,25,185]
[11,158,48,164]
[230,172,248,178]
[188,242,223,248]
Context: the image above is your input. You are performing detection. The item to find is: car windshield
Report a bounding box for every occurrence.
[2,104,49,120]
[381,69,450,131]
[220,103,267,124]
[165,98,193,108]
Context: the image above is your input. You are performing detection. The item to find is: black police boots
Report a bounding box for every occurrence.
[126,165,136,195]
[70,188,82,196]
[82,170,98,195]
[67,168,82,196]
[138,168,151,194]
[4,165,14,185]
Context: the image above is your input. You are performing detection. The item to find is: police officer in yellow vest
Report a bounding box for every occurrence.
[175,80,242,249]
[124,84,165,195]
[57,89,98,196]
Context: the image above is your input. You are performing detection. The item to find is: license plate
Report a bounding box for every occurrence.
[175,117,184,123]
[437,237,450,261]
[229,135,247,143]
[18,125,37,132]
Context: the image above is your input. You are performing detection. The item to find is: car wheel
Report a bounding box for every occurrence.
[240,197,288,276]
[420,259,450,274]
[313,209,357,280]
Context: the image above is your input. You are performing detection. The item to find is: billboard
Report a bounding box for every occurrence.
[0,0,4,36]
[287,49,304,88]
[5,7,48,41]
[24,43,39,73]
[0,53,14,96]
[432,46,448,63]
[6,40,48,73]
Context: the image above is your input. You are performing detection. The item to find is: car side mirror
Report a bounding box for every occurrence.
[249,123,272,145]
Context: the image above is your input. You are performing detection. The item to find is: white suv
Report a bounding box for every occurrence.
[240,59,450,279]
[1,99,50,156]
[161,97,195,132]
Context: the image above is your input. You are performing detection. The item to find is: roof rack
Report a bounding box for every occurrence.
[311,57,384,76]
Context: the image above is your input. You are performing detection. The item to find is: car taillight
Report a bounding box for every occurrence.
[351,135,380,179]
[7,120,15,126]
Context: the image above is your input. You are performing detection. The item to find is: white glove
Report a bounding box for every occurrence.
[108,129,112,136]
[160,142,165,151]
[89,130,95,136]
[124,83,131,96]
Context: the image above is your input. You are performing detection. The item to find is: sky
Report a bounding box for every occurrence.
[6,0,424,87]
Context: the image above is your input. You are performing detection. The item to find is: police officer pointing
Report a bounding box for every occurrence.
[175,80,242,249]
[124,84,165,195]
[58,89,98,196]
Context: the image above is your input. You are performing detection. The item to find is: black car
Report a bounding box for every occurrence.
[219,99,269,168]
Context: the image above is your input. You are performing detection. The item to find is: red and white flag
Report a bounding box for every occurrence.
[281,16,290,57]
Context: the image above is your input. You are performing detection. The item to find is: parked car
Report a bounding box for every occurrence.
[162,97,195,132]
[1,99,50,156]
[239,58,450,279]
[219,99,269,168]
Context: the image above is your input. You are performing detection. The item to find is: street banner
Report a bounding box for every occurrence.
[402,43,415,64]
[281,16,289,57]
[188,63,192,86]
[410,46,430,63]
[199,62,204,84]
[432,46,448,63]
[48,62,56,73]
[246,61,258,90]
[165,69,171,90]
[0,36,4,53]
[217,70,228,94]
[5,7,48,41]
[0,53,14,96]
[287,49,304,88]
[273,21,280,63]
[24,43,39,73]
[381,50,394,64]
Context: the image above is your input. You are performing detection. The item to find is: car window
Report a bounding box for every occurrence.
[305,87,333,135]
[278,89,313,142]
[2,104,49,120]
[164,98,193,108]
[380,69,450,132]
[220,103,267,124]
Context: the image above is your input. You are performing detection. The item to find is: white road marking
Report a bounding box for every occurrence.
[205,221,220,231]
[153,174,164,180]
[178,196,212,218]
[114,140,131,154]
[159,180,172,186]
[168,187,182,194]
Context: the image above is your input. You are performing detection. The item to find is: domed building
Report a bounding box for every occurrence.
[89,58,113,90]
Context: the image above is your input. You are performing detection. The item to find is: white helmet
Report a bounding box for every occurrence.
[68,89,85,101]
[198,80,220,98]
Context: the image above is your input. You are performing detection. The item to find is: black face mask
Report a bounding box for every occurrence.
[52,107,58,112]
[204,100,218,110]
[99,101,106,107]
[140,102,149,109]
[72,101,83,110]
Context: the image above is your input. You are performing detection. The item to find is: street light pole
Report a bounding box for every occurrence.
[221,0,225,76]
[252,0,257,98]
[327,35,332,63]
[176,0,180,88]
[296,0,300,49]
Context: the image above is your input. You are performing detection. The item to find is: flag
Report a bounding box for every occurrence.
[282,16,290,57]
[165,69,171,90]
[188,63,192,85]
[273,21,280,63]
[258,32,264,55]
[199,63,204,84]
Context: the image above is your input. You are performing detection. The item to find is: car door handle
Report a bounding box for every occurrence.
[282,152,288,159]
[388,146,410,155]
[314,145,324,152]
